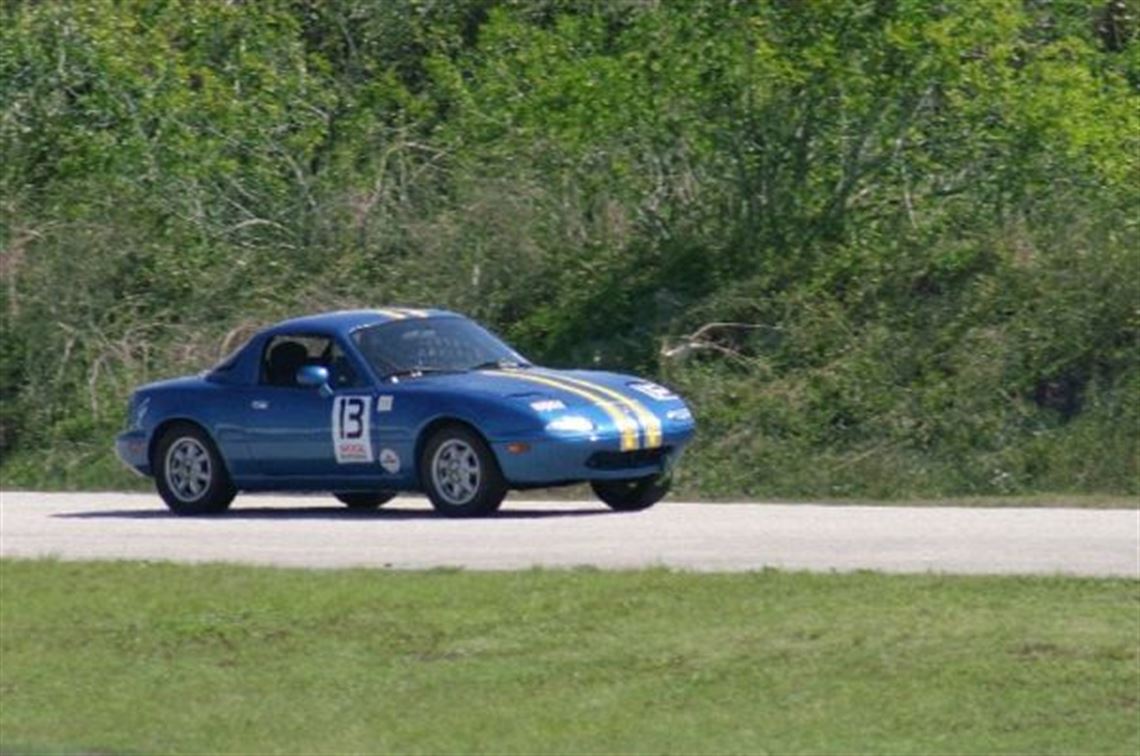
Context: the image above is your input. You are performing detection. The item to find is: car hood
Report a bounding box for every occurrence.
[134,374,212,394]
[406,367,686,411]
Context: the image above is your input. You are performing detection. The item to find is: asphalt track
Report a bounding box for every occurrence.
[1,491,1137,577]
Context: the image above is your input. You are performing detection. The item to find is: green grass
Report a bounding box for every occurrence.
[1,561,1137,754]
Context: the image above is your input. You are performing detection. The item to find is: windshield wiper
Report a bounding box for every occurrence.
[386,367,460,380]
[468,359,531,371]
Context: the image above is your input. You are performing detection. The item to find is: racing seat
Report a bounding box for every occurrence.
[265,341,309,387]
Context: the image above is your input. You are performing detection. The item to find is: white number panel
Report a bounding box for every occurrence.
[332,395,373,464]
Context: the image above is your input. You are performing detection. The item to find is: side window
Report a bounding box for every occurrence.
[260,334,364,389]
[261,335,330,388]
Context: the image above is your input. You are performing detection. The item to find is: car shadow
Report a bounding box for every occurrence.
[54,505,612,521]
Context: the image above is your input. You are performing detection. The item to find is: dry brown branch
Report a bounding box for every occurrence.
[219,321,263,358]
[829,441,897,471]
[1,225,49,319]
[54,323,78,384]
[661,321,782,362]
[88,353,107,418]
[687,321,783,340]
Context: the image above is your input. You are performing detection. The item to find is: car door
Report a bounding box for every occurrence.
[243,333,380,481]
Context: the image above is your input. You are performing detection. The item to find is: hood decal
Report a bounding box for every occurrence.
[533,370,663,449]
[483,370,640,451]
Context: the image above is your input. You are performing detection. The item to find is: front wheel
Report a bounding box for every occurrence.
[335,491,397,509]
[591,474,671,512]
[420,425,507,518]
[154,423,236,515]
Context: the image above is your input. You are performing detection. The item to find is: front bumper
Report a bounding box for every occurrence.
[115,430,152,477]
[492,427,693,485]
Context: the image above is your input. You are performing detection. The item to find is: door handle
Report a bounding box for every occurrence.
[251,400,269,410]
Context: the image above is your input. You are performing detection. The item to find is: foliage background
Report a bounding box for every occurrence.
[1,0,1137,497]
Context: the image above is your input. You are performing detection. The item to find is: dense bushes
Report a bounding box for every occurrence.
[1,0,1136,496]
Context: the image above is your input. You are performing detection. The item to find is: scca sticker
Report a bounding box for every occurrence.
[379,448,400,473]
[332,395,373,463]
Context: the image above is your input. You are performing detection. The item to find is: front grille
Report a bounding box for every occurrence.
[586,446,671,470]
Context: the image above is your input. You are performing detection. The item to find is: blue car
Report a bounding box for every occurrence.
[116,308,695,517]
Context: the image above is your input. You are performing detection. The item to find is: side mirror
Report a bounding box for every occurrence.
[296,365,332,397]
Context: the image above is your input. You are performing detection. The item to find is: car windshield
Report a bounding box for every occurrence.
[352,317,528,377]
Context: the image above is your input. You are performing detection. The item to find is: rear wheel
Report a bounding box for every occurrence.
[591,474,670,512]
[335,491,397,509]
[154,424,236,515]
[420,425,506,518]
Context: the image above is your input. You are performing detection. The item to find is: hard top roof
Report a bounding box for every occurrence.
[266,308,459,335]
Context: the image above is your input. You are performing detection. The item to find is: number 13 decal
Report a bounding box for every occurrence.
[332,395,373,463]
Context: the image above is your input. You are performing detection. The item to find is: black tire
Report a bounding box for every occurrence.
[591,474,671,512]
[419,424,507,518]
[154,423,236,515]
[335,491,397,509]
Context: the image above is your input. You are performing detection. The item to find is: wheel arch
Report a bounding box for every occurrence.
[413,416,498,484]
[148,417,225,472]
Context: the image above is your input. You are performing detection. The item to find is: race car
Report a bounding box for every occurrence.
[115,308,696,517]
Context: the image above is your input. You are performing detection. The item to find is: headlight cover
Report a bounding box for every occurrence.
[127,396,150,430]
[545,415,595,433]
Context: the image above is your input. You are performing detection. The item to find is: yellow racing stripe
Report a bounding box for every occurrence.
[484,370,640,451]
[539,372,663,449]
